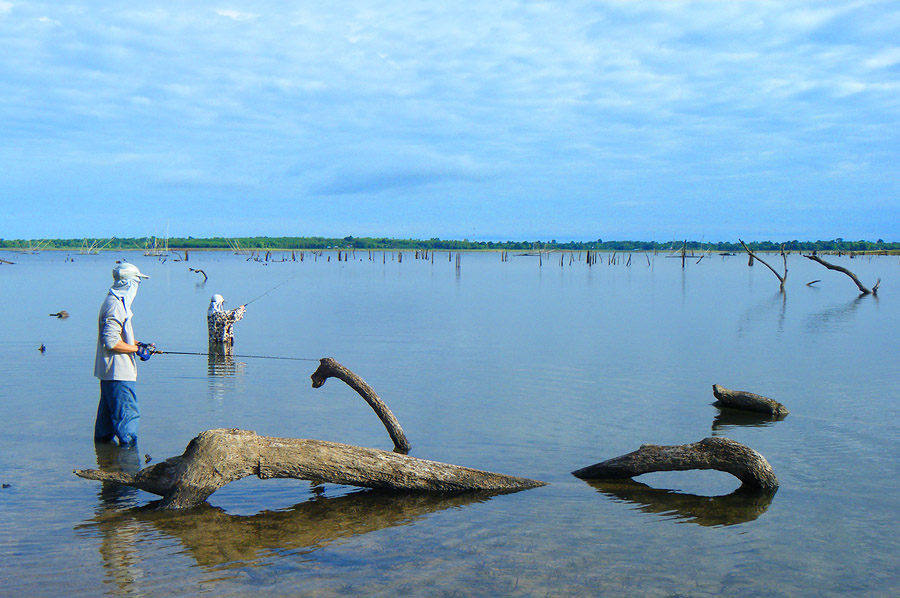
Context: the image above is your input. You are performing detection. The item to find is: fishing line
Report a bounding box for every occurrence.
[156,349,319,362]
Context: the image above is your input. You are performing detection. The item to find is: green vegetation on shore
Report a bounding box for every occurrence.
[1,236,898,253]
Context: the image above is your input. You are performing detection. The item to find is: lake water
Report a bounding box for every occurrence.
[1,249,898,597]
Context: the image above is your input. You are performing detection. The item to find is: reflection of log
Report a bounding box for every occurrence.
[311,357,411,453]
[586,479,775,527]
[803,255,880,295]
[78,490,500,568]
[712,409,780,433]
[75,429,545,509]
[571,437,778,491]
[740,240,787,291]
[712,384,789,418]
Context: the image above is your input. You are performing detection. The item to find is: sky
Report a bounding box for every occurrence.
[1,1,898,242]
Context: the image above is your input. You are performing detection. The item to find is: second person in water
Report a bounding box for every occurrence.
[207,294,246,354]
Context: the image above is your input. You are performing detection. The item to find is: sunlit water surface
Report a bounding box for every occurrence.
[1,249,899,597]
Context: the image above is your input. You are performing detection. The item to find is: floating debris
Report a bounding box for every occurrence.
[49,311,69,319]
[39,344,46,353]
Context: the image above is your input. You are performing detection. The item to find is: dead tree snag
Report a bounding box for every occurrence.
[803,255,880,295]
[572,437,778,491]
[740,240,787,291]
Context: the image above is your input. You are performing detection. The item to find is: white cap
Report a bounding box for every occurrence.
[113,262,150,281]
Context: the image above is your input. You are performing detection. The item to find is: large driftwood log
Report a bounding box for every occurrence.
[75,429,545,509]
[712,384,789,418]
[803,254,880,295]
[740,240,787,291]
[572,437,778,491]
[311,357,411,453]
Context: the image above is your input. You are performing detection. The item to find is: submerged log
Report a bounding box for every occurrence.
[803,254,880,295]
[572,437,778,491]
[311,357,411,453]
[712,384,789,418]
[75,429,545,509]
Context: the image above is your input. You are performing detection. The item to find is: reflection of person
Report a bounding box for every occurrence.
[207,294,245,352]
[93,263,153,445]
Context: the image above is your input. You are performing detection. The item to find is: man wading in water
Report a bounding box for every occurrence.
[93,263,154,445]
[207,294,246,355]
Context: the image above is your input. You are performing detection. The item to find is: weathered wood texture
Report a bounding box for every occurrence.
[571,437,779,491]
[75,429,546,509]
[803,255,880,295]
[311,357,411,453]
[712,384,789,418]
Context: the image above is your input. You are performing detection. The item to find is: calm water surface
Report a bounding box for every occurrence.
[1,249,899,597]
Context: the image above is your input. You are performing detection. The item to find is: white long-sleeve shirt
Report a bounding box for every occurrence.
[93,292,137,381]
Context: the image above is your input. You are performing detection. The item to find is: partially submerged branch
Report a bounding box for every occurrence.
[76,429,546,509]
[572,437,778,491]
[740,240,787,291]
[803,255,880,295]
[712,384,789,418]
[311,357,411,453]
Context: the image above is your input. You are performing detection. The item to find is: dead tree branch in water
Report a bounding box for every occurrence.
[75,358,544,509]
[572,437,778,491]
[740,240,787,291]
[311,357,410,453]
[712,384,789,418]
[75,429,546,509]
[803,255,880,295]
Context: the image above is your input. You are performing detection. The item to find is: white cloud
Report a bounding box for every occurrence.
[214,9,258,22]
[865,47,900,69]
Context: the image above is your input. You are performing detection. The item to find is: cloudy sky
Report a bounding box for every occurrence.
[1,1,898,242]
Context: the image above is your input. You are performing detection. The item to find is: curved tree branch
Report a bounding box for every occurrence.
[803,254,880,295]
[311,357,411,453]
[572,437,778,491]
[740,240,787,291]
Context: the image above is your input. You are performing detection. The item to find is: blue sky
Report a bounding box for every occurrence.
[1,1,898,242]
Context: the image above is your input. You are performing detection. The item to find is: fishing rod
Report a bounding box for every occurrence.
[154,348,319,362]
[242,276,297,307]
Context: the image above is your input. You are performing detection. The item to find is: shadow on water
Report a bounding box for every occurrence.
[586,479,776,527]
[77,488,501,574]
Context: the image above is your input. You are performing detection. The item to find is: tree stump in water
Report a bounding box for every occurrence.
[712,384,789,418]
[572,437,778,492]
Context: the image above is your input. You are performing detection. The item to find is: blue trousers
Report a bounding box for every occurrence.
[95,380,139,445]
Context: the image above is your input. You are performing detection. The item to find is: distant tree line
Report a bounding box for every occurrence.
[1,236,898,253]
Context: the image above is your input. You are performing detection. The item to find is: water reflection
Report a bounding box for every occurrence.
[93,442,142,510]
[207,350,246,405]
[89,443,146,593]
[737,290,787,336]
[78,489,499,571]
[587,479,775,527]
[711,407,784,435]
[805,295,871,334]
